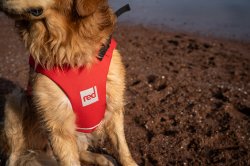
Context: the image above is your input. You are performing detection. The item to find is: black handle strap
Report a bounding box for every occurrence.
[115,4,131,17]
[98,4,131,60]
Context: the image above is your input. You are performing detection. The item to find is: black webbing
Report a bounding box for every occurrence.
[98,4,131,60]
[115,4,131,17]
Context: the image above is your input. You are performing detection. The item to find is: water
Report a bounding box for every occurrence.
[109,0,250,41]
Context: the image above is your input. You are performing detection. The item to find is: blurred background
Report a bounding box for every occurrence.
[110,0,250,41]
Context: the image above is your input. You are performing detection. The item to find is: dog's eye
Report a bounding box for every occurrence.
[27,8,43,17]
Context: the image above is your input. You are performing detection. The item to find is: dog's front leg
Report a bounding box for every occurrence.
[38,104,80,166]
[48,123,80,166]
[33,75,80,166]
[4,89,27,166]
[105,111,138,166]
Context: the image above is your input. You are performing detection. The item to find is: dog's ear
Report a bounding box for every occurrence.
[76,0,105,16]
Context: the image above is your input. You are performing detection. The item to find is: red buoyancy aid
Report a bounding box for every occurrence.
[29,39,117,133]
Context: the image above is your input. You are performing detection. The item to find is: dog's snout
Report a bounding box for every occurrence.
[27,8,43,17]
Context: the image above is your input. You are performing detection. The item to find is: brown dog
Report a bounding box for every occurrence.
[1,0,137,165]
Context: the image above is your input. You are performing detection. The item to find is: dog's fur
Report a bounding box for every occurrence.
[1,0,137,165]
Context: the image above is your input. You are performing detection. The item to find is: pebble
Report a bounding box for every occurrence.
[197,89,202,92]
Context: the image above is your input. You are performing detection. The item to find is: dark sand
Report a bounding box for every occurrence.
[0,14,250,165]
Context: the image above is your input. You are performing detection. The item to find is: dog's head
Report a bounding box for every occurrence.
[1,0,106,19]
[1,0,116,67]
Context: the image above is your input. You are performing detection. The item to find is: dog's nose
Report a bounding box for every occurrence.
[27,8,43,16]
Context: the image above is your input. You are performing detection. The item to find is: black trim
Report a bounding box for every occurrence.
[115,4,131,17]
[97,37,112,60]
[98,4,131,61]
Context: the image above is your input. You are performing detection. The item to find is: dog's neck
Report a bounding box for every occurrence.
[19,7,116,69]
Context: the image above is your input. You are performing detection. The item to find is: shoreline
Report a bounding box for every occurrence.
[111,0,250,42]
[117,21,250,44]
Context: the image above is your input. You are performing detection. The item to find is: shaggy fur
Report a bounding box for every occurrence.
[1,0,137,165]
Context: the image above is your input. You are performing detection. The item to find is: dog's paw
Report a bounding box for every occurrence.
[130,164,138,166]
[102,154,118,166]
[126,163,138,166]
[121,159,138,166]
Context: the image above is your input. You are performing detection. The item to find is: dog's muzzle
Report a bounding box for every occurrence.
[27,8,43,17]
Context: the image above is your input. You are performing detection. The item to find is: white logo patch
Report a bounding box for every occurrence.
[80,86,99,107]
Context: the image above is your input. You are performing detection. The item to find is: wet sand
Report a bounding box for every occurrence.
[114,25,250,165]
[0,13,250,165]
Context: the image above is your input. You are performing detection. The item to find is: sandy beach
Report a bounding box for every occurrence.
[0,9,250,166]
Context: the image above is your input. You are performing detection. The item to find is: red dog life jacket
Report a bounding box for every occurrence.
[29,39,117,133]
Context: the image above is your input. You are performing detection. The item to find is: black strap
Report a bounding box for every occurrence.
[98,4,131,60]
[115,4,131,17]
[97,37,112,60]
